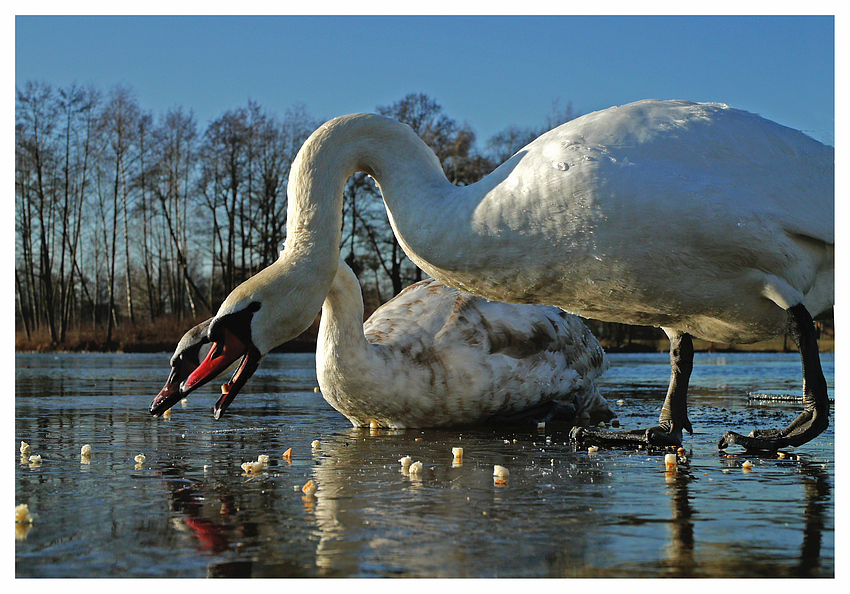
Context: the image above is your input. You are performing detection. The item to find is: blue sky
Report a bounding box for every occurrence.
[15,14,835,146]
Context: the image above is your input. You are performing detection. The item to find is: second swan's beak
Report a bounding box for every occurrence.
[150,365,184,417]
[151,318,214,417]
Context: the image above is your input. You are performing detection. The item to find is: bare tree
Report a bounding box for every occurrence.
[97,85,144,344]
[56,83,100,342]
[148,107,208,318]
[16,80,60,342]
[199,107,251,293]
[198,103,317,307]
[134,111,158,321]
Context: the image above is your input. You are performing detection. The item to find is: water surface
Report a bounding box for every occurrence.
[15,351,834,577]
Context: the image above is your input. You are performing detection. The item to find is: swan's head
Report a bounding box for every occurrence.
[151,257,335,419]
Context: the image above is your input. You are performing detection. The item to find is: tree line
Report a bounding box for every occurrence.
[14,82,674,351]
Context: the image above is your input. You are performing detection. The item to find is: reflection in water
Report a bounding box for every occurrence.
[797,462,829,577]
[162,465,258,577]
[15,352,833,577]
[663,464,696,576]
[304,428,519,577]
[654,451,831,578]
[145,427,833,578]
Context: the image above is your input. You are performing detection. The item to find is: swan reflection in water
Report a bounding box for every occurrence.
[654,451,830,578]
[157,429,832,577]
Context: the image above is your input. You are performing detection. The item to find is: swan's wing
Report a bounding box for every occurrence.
[363,278,458,343]
[449,296,612,421]
[446,295,608,377]
[364,279,611,424]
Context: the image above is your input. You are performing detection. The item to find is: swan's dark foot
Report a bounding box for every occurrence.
[718,408,829,452]
[571,424,683,448]
[718,304,830,452]
[571,331,693,449]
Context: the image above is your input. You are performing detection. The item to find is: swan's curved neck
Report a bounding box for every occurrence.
[218,115,469,356]
[284,114,459,283]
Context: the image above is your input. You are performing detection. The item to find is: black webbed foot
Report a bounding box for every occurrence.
[572,331,693,450]
[571,424,683,448]
[718,408,828,452]
[718,431,776,452]
[718,305,829,452]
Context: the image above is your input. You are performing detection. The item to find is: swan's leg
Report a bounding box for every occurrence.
[657,330,694,437]
[718,304,829,452]
[571,330,693,448]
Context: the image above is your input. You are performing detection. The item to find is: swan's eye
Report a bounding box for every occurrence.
[207,302,261,351]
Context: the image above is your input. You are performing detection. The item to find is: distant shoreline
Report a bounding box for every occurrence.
[15,334,833,355]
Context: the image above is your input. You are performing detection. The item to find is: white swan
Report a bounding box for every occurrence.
[317,260,612,428]
[153,99,833,451]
